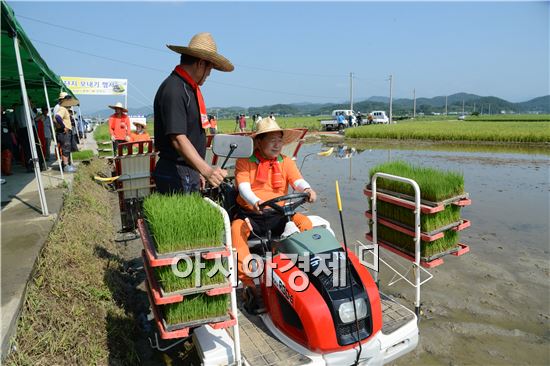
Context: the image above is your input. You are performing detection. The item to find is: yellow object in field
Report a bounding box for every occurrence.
[94,175,119,183]
[335,180,342,212]
[317,147,334,157]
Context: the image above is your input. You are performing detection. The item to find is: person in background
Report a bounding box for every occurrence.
[347,113,353,127]
[40,107,53,161]
[129,120,151,142]
[337,112,346,131]
[239,113,246,132]
[153,32,232,194]
[269,111,275,120]
[14,97,35,172]
[54,97,77,172]
[108,102,131,154]
[33,108,47,168]
[208,114,218,135]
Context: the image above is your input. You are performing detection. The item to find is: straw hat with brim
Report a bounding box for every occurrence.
[251,117,303,145]
[133,120,147,127]
[167,32,234,72]
[108,102,128,113]
[60,97,79,107]
[58,91,69,100]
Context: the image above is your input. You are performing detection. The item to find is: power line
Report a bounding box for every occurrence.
[19,14,169,54]
[32,39,340,100]
[20,13,348,79]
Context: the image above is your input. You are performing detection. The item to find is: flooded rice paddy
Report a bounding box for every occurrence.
[297,139,549,365]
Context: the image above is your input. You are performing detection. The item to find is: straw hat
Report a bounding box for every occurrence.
[133,120,146,127]
[108,102,128,113]
[60,97,79,107]
[167,32,234,72]
[251,117,303,145]
[58,91,69,100]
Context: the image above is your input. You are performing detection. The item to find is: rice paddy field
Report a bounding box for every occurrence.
[296,140,549,365]
[143,193,225,253]
[345,120,550,142]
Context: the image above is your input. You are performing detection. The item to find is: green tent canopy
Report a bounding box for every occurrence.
[1,0,76,108]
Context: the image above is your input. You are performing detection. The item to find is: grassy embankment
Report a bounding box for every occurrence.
[6,160,139,365]
[345,117,550,143]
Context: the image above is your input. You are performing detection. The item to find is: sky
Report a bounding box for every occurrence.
[8,1,550,114]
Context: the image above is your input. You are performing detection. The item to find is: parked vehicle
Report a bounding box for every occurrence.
[370,111,389,124]
[320,110,358,131]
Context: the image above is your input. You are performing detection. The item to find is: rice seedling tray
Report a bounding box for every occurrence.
[142,250,232,305]
[365,233,469,268]
[145,282,236,339]
[138,219,229,267]
[364,186,471,214]
[364,211,471,241]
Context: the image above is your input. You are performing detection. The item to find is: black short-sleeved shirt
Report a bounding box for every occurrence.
[154,71,206,164]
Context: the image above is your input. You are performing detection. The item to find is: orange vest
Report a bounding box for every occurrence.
[109,114,131,140]
[130,131,151,142]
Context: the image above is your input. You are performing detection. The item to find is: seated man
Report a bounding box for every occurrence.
[231,117,317,290]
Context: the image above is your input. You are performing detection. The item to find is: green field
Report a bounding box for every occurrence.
[345,120,550,143]
[72,149,95,160]
[95,115,550,143]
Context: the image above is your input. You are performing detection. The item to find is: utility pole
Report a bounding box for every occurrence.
[350,72,354,112]
[389,74,393,124]
[473,102,476,113]
[445,95,448,116]
[413,88,416,119]
[488,104,491,115]
[462,100,465,115]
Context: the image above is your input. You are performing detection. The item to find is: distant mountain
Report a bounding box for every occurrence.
[85,93,549,118]
[85,106,154,119]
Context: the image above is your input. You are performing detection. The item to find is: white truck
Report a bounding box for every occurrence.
[368,111,389,124]
[319,109,358,131]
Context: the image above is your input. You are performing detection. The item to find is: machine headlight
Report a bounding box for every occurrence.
[338,298,368,324]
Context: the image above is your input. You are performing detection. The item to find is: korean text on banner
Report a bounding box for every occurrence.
[61,76,127,96]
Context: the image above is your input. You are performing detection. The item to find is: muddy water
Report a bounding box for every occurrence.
[297,140,549,365]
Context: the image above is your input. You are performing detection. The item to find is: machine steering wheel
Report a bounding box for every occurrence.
[258,192,310,217]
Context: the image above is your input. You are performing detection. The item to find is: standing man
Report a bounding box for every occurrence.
[54,97,77,173]
[108,102,131,154]
[153,32,233,194]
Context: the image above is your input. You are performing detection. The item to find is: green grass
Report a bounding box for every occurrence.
[163,293,229,325]
[154,258,228,293]
[72,149,95,160]
[5,160,139,365]
[376,224,460,258]
[466,114,550,122]
[376,200,462,233]
[369,160,464,202]
[345,120,550,143]
[143,193,225,253]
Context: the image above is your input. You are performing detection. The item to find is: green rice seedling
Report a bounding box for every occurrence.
[376,200,462,233]
[345,120,550,143]
[71,149,95,160]
[143,193,225,253]
[375,224,460,258]
[154,258,228,293]
[369,160,464,202]
[163,293,229,325]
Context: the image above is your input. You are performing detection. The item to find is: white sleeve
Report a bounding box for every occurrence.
[238,182,261,207]
[293,179,311,192]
